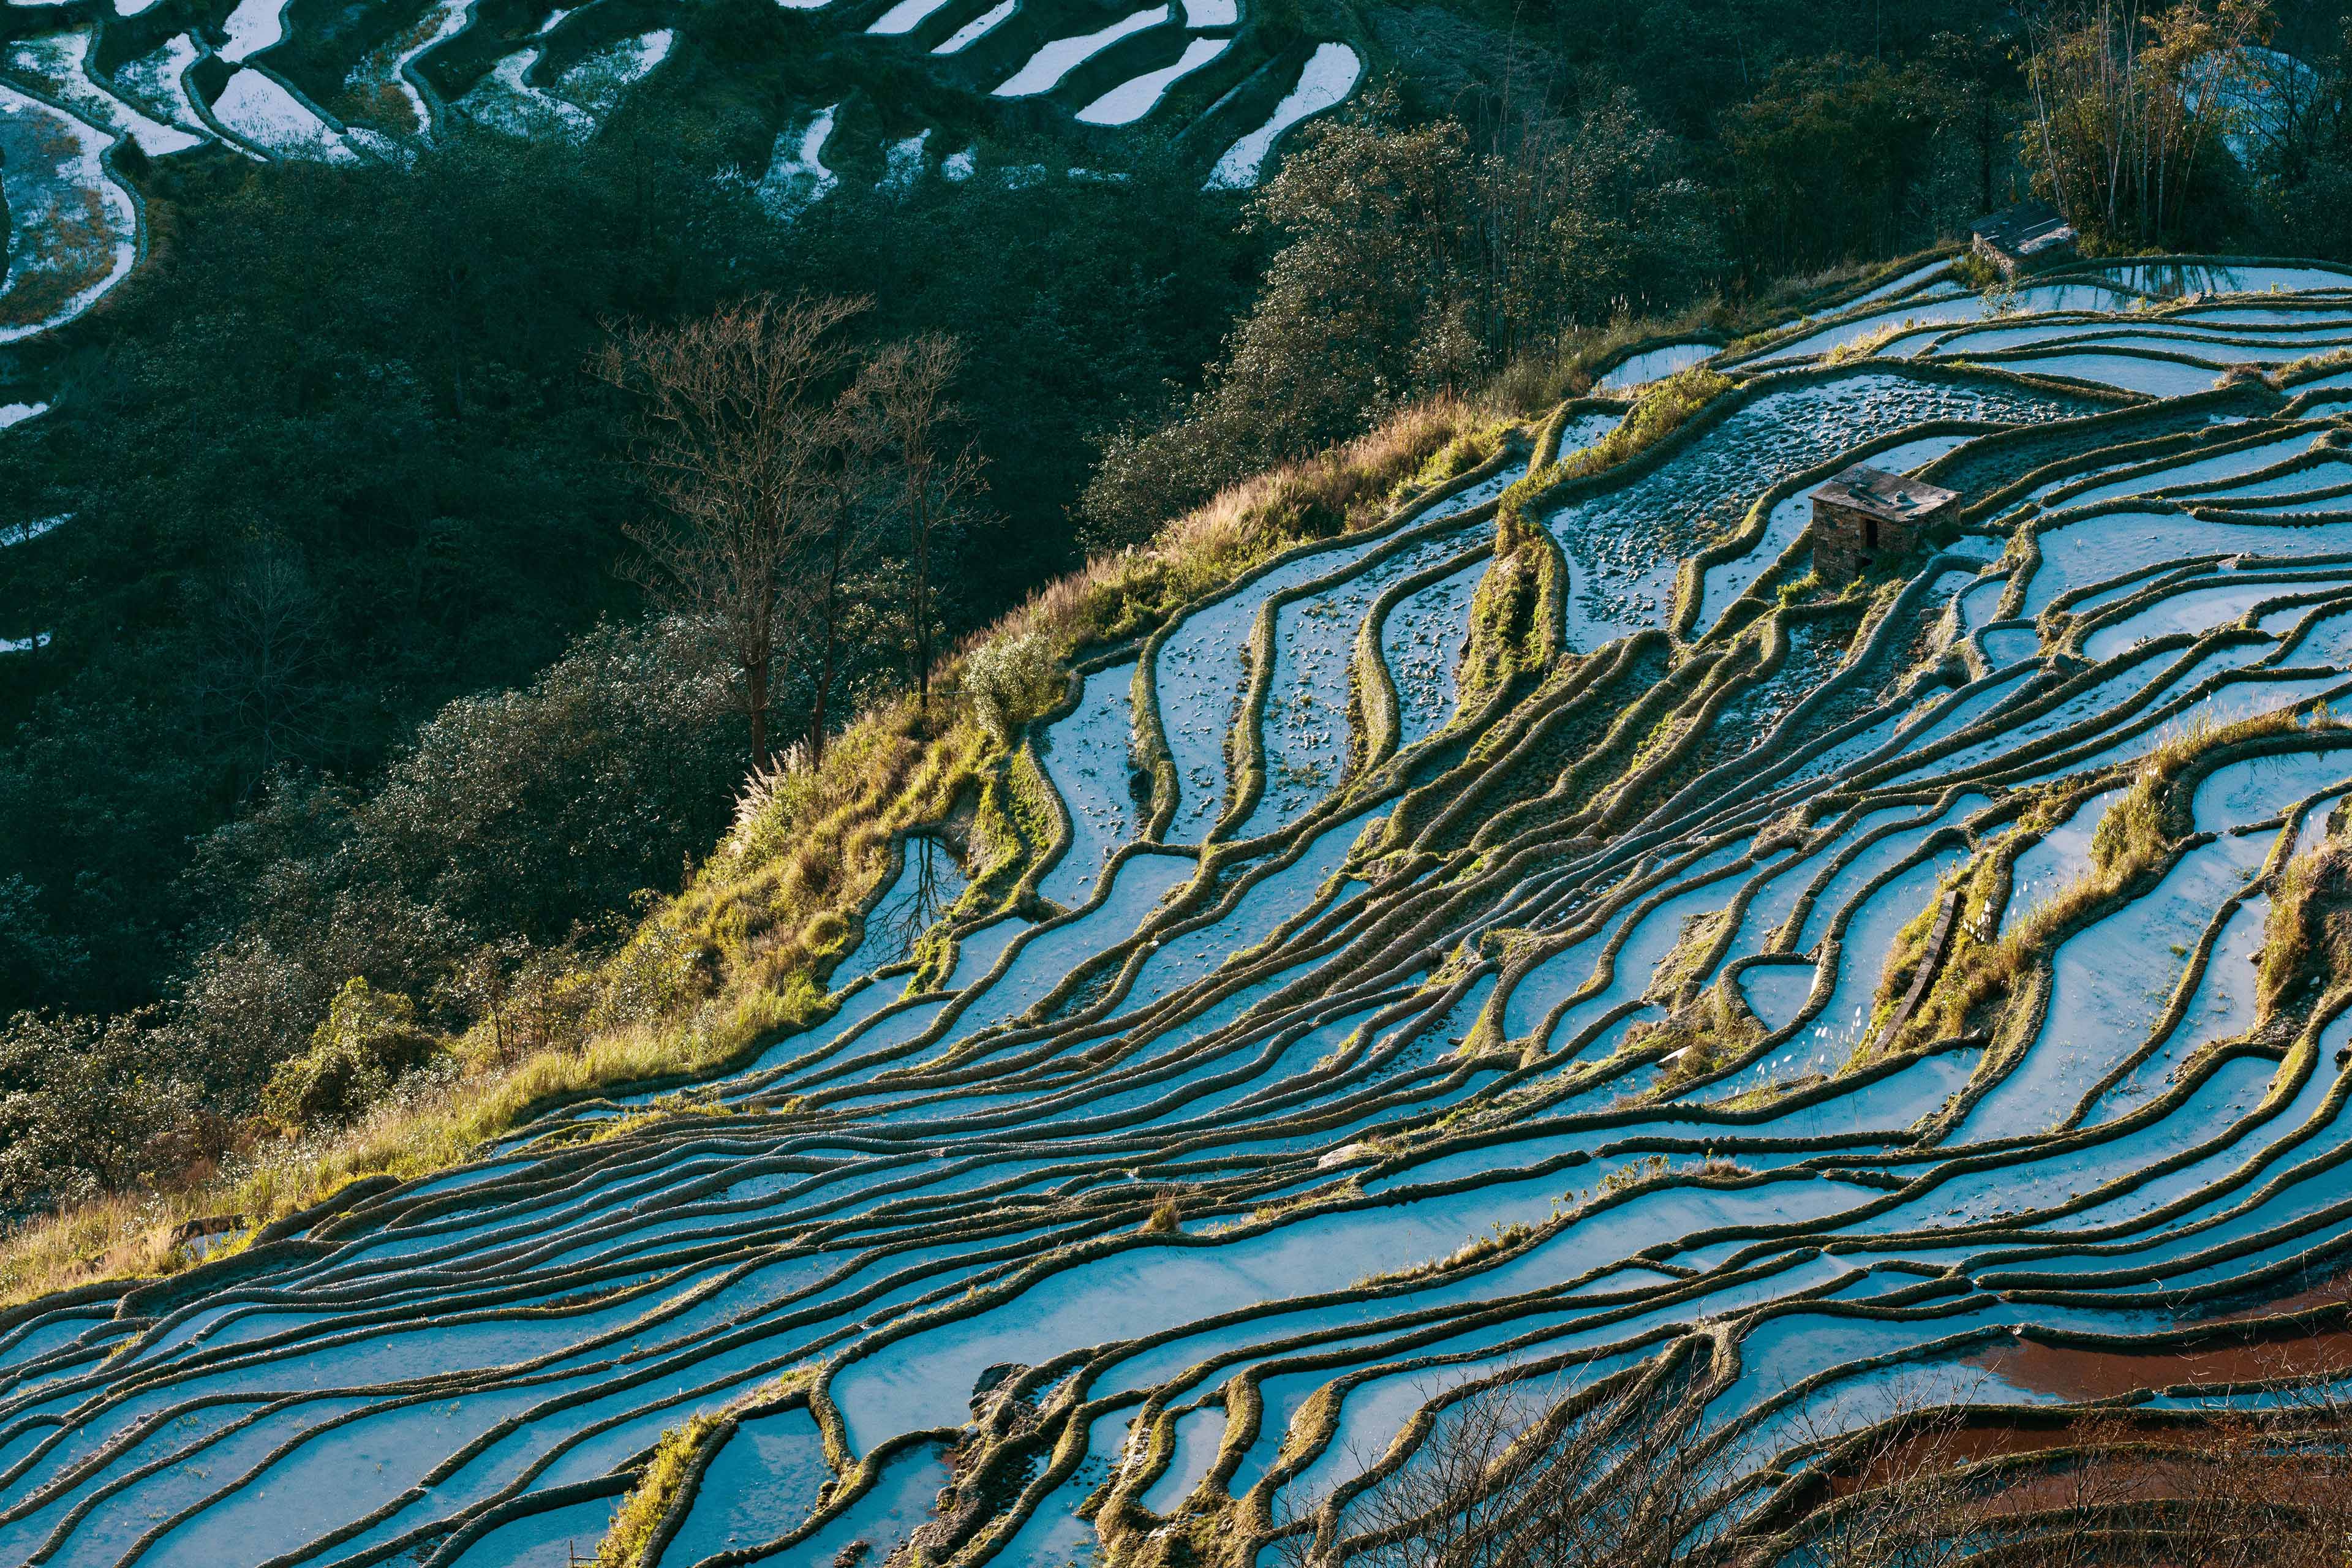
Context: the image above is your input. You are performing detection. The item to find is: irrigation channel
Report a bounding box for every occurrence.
[21,256,2352,1565]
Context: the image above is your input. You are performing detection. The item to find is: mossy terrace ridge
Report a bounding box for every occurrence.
[21,253,2352,1564]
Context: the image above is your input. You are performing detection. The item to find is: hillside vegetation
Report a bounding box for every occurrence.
[15,246,2352,1568]
[18,4,2352,1565]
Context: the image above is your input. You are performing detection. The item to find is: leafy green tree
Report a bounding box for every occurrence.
[1722,55,1941,271]
[1081,92,1720,548]
[1490,89,1722,348]
[1227,105,1482,447]
[0,1009,203,1212]
[0,136,742,1013]
[2019,0,2269,250]
[1922,25,2030,216]
[259,978,442,1131]
[2241,16,2352,251]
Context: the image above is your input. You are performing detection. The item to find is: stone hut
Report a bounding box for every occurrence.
[1811,464,1959,579]
[1968,201,2078,277]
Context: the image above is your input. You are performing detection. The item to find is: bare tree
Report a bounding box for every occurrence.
[2150,1354,2352,1568]
[1278,1352,1736,1568]
[1781,1407,1980,1568]
[2019,0,2271,248]
[791,382,888,767]
[595,292,871,771]
[192,538,328,790]
[862,333,984,717]
[1291,1341,2352,1568]
[1795,1349,2352,1566]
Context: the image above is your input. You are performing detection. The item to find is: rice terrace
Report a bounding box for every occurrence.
[19,2,2352,1567]
[0,0,1359,333]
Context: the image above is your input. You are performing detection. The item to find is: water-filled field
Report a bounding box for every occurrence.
[0,0,1363,340]
[15,256,2352,1564]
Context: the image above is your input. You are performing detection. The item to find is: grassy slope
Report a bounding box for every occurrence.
[0,247,1948,1306]
[0,397,1513,1306]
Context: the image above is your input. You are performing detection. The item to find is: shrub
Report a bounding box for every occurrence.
[1777,568,1825,606]
[963,631,1063,745]
[439,937,600,1066]
[1950,248,2000,290]
[1496,367,1734,526]
[588,920,706,1035]
[0,1009,208,1215]
[595,1412,722,1568]
[170,897,448,1112]
[351,619,739,946]
[2260,837,2352,1017]
[260,979,442,1131]
[153,617,739,1114]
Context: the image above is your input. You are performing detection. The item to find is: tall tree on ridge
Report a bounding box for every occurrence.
[2019,0,2271,249]
[595,292,870,772]
[865,333,986,719]
[797,383,886,768]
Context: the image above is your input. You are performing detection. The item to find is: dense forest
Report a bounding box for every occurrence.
[9,0,2352,1218]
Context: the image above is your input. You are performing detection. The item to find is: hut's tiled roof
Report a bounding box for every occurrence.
[1812,463,1959,522]
[1969,200,2077,261]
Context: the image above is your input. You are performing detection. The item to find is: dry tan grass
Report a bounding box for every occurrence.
[0,986,808,1306]
[593,1410,722,1567]
[677,697,988,994]
[2281,344,2352,383]
[0,1191,193,1306]
[0,393,1515,1310]
[2259,826,2352,1021]
[999,394,1506,655]
[1823,322,1905,365]
[1900,709,2322,1050]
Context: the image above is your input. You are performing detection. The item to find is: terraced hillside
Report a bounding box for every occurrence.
[0,0,1362,340]
[21,254,2352,1565]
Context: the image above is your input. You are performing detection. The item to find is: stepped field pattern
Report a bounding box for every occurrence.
[23,257,2352,1563]
[0,0,1365,341]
